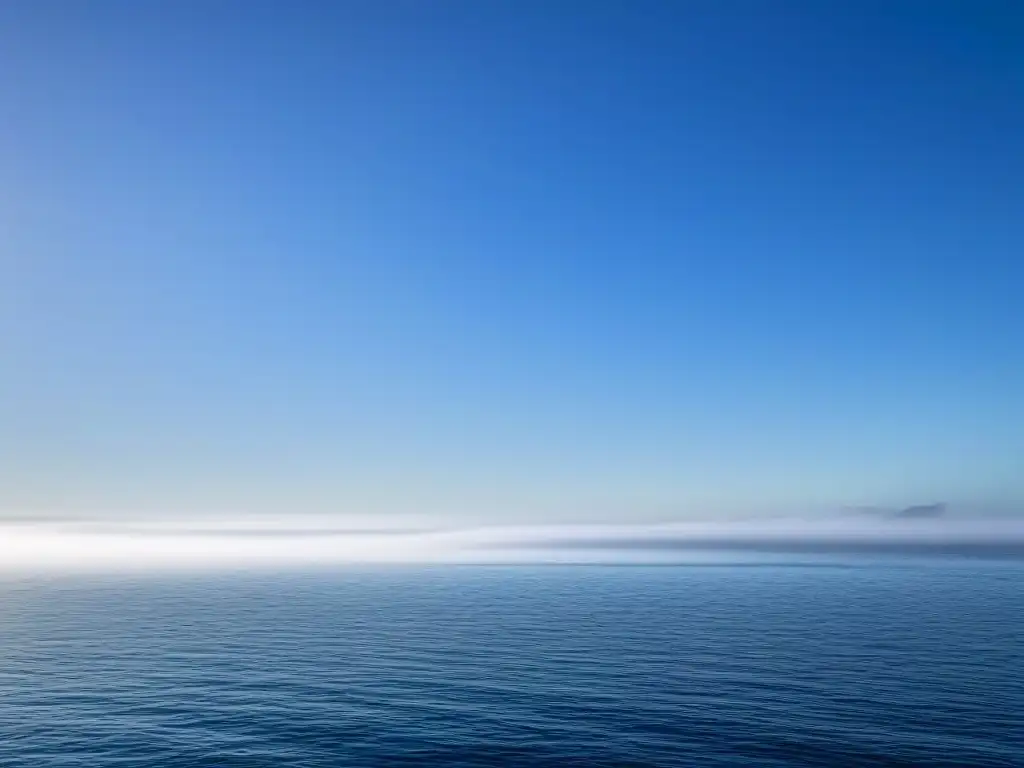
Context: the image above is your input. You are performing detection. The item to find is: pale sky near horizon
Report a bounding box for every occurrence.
[2,1,1022,523]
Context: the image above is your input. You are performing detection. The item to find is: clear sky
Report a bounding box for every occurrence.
[2,1,1021,523]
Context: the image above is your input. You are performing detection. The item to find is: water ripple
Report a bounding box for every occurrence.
[0,564,1021,766]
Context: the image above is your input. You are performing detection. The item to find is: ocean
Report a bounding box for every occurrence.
[0,562,1020,767]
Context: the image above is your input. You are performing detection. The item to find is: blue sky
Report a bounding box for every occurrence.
[1,1,1021,521]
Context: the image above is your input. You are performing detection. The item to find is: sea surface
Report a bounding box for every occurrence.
[0,562,1021,767]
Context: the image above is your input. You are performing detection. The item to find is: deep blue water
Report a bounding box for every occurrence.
[0,563,1021,767]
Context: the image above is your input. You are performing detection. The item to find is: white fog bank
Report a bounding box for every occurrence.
[1,514,1023,571]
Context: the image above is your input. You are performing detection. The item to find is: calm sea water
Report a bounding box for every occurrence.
[0,563,1020,767]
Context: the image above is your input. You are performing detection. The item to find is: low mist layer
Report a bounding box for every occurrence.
[1,514,1022,570]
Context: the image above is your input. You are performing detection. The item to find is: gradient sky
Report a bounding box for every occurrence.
[2,1,1022,522]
